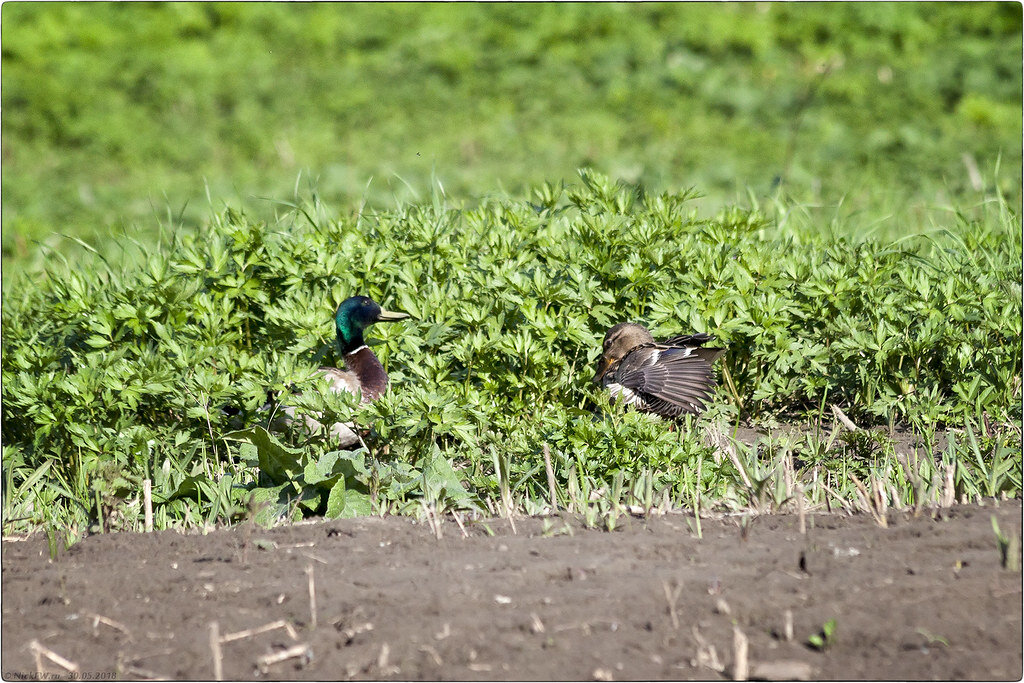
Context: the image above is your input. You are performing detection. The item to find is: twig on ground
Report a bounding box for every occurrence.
[83,610,131,638]
[452,510,469,538]
[30,640,79,674]
[376,642,399,675]
[256,643,312,674]
[209,622,223,682]
[337,622,375,644]
[691,626,724,673]
[221,619,299,643]
[732,625,749,681]
[751,660,813,681]
[301,552,328,565]
[662,579,682,630]
[306,564,318,630]
[419,645,443,666]
[121,664,169,681]
[831,405,860,432]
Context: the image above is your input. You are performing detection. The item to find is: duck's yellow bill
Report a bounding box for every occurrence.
[376,309,411,322]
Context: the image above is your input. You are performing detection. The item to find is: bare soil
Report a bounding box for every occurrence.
[3,502,1021,681]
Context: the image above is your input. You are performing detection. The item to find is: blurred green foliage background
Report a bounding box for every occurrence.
[2,2,1021,260]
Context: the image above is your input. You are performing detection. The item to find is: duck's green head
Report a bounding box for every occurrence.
[335,295,410,354]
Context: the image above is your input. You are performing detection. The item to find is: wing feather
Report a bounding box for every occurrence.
[660,333,715,347]
[616,352,717,415]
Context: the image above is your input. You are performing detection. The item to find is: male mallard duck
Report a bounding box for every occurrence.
[593,322,725,418]
[272,295,409,446]
[320,295,410,399]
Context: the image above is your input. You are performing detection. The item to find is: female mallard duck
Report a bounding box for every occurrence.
[593,322,725,418]
[272,295,409,446]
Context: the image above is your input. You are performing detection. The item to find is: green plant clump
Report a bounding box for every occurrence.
[808,618,838,651]
[2,174,1021,534]
[3,2,1020,261]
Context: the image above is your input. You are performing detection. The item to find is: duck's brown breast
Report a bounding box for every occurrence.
[343,346,389,402]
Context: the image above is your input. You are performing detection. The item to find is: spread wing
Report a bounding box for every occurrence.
[659,334,727,364]
[660,333,715,347]
[616,347,717,416]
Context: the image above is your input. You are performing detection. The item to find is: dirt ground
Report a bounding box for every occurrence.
[3,501,1021,681]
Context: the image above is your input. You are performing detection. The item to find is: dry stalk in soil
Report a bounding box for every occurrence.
[306,564,318,630]
[796,484,806,535]
[30,640,79,675]
[256,643,312,674]
[691,625,724,673]
[543,443,558,511]
[831,404,860,431]
[850,473,888,527]
[83,610,130,638]
[220,619,298,643]
[704,423,752,490]
[941,462,956,507]
[143,479,153,532]
[662,579,682,630]
[732,625,749,681]
[209,622,223,682]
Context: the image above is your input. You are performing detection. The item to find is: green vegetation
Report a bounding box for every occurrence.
[1,4,1021,537]
[2,174,1020,535]
[808,618,838,651]
[2,2,1021,264]
[991,515,1020,570]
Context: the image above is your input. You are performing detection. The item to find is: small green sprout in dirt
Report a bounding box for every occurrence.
[45,524,60,562]
[807,618,837,651]
[990,516,1020,571]
[916,628,949,647]
[541,518,573,538]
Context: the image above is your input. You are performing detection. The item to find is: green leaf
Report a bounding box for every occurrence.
[247,483,296,526]
[223,426,303,484]
[303,450,342,488]
[423,452,478,510]
[326,477,373,518]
